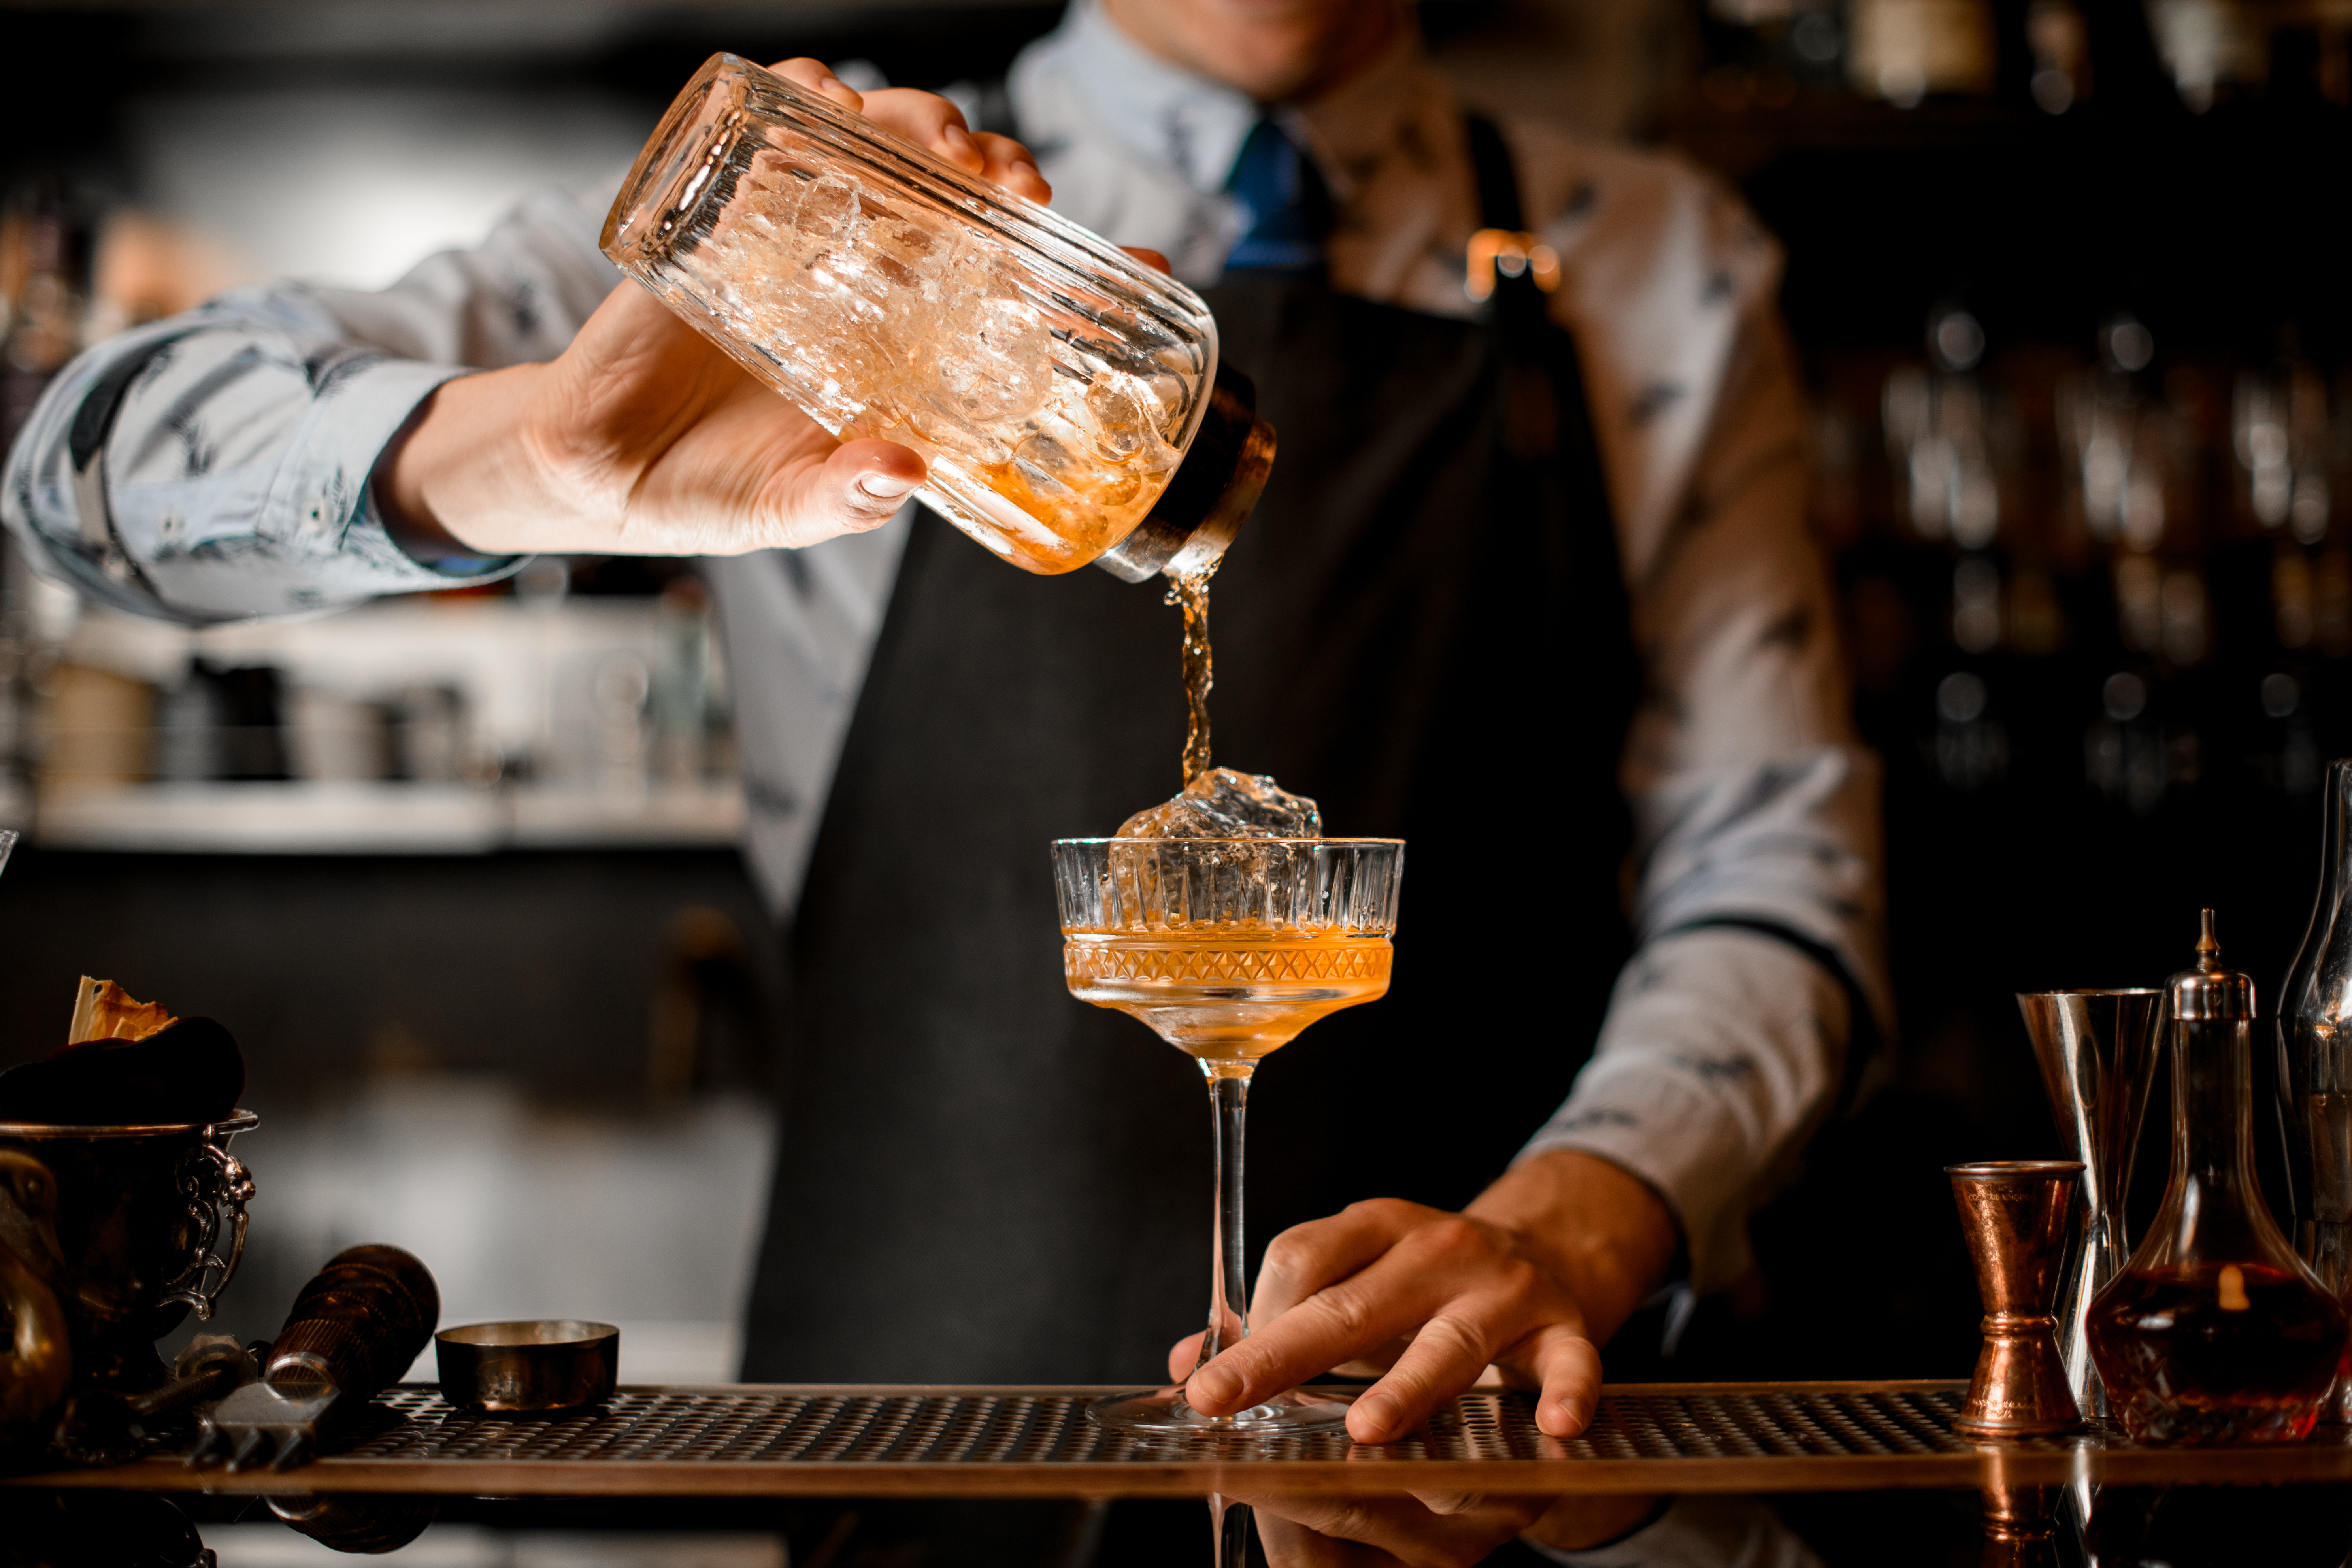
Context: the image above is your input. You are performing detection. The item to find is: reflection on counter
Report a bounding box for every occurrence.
[15,1481,2350,1568]
[200,1528,785,1568]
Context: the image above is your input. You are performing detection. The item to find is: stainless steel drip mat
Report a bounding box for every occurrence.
[17,1382,2352,1496]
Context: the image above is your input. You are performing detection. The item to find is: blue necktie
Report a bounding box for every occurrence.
[1222,117,1331,274]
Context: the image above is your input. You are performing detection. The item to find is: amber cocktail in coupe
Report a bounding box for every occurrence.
[1053,804,1403,1436]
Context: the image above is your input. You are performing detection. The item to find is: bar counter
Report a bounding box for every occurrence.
[7,1379,2349,1499]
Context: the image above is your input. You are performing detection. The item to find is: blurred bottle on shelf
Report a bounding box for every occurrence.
[38,663,154,789]
[1935,667,2007,789]
[649,578,713,788]
[2059,316,2174,556]
[285,690,395,783]
[2234,351,2335,545]
[1848,0,1996,106]
[2084,667,2187,814]
[1697,0,1846,110]
[2146,0,2267,112]
[2026,0,2092,113]
[1885,304,2003,549]
[1,186,87,459]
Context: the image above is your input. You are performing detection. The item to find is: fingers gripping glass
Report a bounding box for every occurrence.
[1052,836,1405,1435]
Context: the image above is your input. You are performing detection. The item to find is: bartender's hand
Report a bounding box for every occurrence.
[380,60,1056,562]
[1171,1150,1678,1445]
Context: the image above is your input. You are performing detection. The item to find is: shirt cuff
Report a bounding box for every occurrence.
[257,357,521,593]
[1515,927,1849,1293]
[1524,1496,1818,1567]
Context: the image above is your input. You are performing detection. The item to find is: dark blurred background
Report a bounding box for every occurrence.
[0,0,2348,1398]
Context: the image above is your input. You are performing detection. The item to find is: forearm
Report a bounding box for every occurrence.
[377,362,555,559]
[0,300,514,625]
[1520,926,1852,1292]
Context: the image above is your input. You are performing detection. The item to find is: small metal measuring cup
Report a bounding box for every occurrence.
[436,1320,619,1412]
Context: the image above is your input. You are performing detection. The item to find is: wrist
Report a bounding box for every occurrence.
[382,364,551,558]
[1467,1149,1679,1346]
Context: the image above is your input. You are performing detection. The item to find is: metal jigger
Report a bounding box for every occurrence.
[1948,1161,2085,1438]
[2016,990,2163,1426]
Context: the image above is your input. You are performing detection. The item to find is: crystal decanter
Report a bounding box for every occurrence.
[2086,911,2349,1444]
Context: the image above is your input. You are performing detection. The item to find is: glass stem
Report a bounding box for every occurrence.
[1194,1068,1252,1378]
[1211,1495,1253,1567]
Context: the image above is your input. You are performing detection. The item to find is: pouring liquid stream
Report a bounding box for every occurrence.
[1169,568,1215,785]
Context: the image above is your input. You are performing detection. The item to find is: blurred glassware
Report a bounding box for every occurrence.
[1,187,87,457]
[286,690,393,783]
[395,685,464,783]
[2059,316,2174,555]
[2235,358,2333,545]
[650,578,712,787]
[1935,665,2007,789]
[2146,0,2265,113]
[2084,666,2182,815]
[40,663,156,787]
[1848,0,1996,105]
[592,655,651,799]
[2027,0,2092,113]
[1951,556,2002,653]
[1884,305,2001,549]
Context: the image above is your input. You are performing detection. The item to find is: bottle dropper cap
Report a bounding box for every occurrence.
[1092,363,1277,583]
[2169,908,2256,1022]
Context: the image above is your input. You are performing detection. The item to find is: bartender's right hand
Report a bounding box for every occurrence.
[377,60,1053,563]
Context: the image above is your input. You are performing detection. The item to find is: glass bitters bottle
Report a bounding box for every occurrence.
[2086,911,2350,1443]
[602,53,1274,582]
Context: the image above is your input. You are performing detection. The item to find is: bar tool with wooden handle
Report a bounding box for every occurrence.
[190,1243,439,1471]
[52,1334,258,1465]
[1948,1161,2084,1437]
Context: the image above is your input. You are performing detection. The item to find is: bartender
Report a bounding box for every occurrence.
[5,0,1881,1524]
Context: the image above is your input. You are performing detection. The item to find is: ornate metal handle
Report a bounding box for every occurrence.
[161,1125,256,1321]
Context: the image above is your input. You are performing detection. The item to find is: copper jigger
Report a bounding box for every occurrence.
[1948,1161,2084,1438]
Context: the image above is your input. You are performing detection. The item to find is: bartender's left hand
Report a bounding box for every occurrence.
[1170,1149,1678,1445]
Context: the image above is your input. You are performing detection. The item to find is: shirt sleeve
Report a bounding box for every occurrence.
[1514,146,1889,1294]
[1,185,621,625]
[1526,1496,1827,1568]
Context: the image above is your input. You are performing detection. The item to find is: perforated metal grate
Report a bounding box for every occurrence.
[31,1381,2352,1498]
[326,1383,1975,1466]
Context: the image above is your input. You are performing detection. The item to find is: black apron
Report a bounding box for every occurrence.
[743,123,1639,1385]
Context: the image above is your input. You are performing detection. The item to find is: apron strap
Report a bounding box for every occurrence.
[1462,115,1526,232]
[1461,114,1564,449]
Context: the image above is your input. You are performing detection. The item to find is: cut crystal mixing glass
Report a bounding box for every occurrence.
[1053,836,1405,1435]
[604,53,1272,582]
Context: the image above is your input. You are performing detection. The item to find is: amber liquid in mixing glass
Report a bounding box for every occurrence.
[1063,929,1392,1067]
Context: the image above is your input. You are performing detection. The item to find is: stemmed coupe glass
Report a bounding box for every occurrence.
[1052,834,1405,1434]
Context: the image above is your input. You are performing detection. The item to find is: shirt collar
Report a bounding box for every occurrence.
[1054,0,1260,194]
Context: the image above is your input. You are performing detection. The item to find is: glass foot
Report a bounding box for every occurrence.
[1087,1385,1354,1436]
